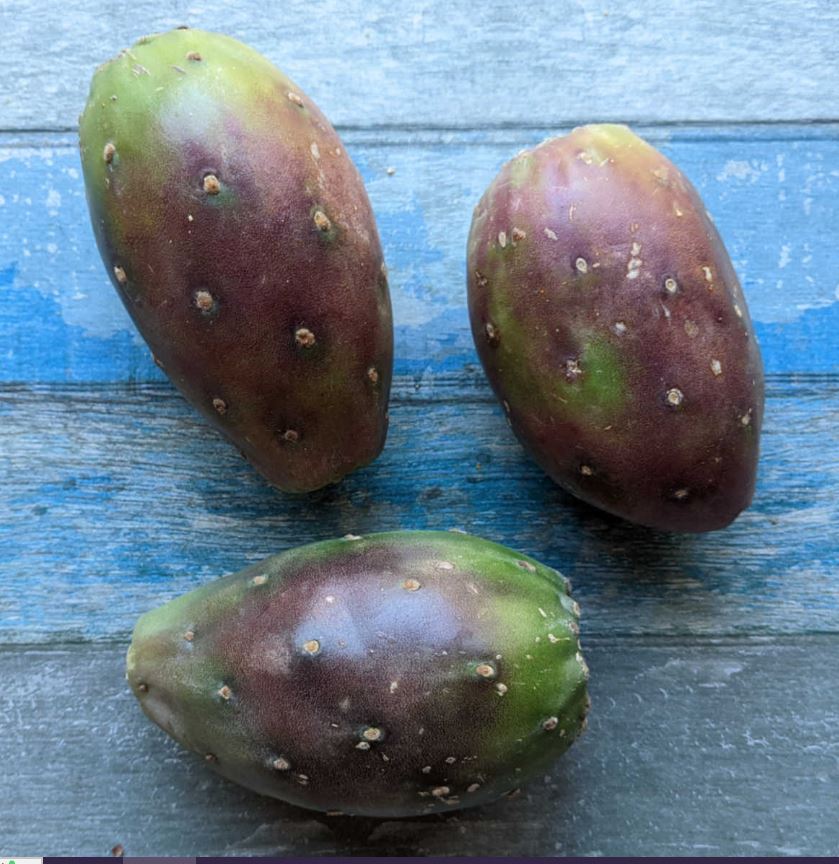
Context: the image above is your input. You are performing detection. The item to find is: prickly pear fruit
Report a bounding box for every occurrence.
[79,29,392,492]
[126,531,589,817]
[467,124,764,532]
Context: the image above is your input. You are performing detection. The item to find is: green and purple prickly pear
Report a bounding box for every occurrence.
[467,124,764,532]
[79,29,392,492]
[126,531,589,817]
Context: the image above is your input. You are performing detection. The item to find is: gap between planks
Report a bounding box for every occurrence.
[1,631,835,652]
[3,121,839,148]
[0,372,836,403]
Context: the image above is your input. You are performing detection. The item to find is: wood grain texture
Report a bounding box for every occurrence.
[2,637,837,856]
[1,378,836,642]
[3,0,838,853]
[1,126,838,382]
[2,0,839,131]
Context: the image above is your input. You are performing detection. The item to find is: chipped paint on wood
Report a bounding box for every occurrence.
[0,127,837,381]
[0,379,836,642]
[2,3,838,853]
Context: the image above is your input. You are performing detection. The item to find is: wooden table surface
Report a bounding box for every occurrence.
[2,0,838,856]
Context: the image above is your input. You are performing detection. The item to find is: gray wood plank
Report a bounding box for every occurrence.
[1,378,837,642]
[2,0,839,131]
[2,637,836,856]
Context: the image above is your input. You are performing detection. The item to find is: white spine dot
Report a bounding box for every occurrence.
[361,726,383,742]
[203,174,221,195]
[295,327,316,348]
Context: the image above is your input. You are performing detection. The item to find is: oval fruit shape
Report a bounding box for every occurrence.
[79,29,393,492]
[467,124,764,532]
[126,531,589,817]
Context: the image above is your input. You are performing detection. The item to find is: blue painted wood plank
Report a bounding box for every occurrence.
[1,379,836,642]
[3,0,839,130]
[1,126,837,382]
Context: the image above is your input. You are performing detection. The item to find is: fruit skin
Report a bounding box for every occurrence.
[467,124,764,532]
[79,29,392,492]
[126,531,589,817]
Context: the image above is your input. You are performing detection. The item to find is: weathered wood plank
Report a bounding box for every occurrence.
[1,379,836,642]
[2,637,837,856]
[1,3,833,854]
[1,126,837,383]
[2,0,839,130]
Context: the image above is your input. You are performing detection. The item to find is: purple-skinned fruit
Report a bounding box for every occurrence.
[467,125,764,532]
[79,29,392,492]
[126,531,589,817]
